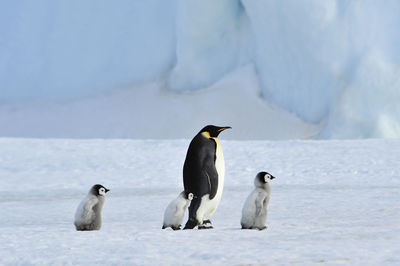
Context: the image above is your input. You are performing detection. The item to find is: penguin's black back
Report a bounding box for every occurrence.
[183,133,219,199]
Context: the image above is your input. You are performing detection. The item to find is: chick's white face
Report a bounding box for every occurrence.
[188,193,194,201]
[264,173,272,183]
[99,187,106,196]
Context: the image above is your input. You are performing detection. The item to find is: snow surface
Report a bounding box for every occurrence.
[1,138,399,265]
[1,1,400,139]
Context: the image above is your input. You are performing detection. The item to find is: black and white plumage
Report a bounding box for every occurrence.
[74,184,109,231]
[183,125,231,229]
[162,191,194,230]
[241,172,275,230]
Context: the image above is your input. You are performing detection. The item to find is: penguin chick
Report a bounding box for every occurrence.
[241,172,275,230]
[163,191,194,230]
[74,184,109,231]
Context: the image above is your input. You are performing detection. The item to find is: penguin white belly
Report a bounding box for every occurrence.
[196,139,225,222]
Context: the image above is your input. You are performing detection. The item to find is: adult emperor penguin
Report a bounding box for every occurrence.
[183,125,231,229]
[162,191,194,230]
[74,184,109,231]
[241,172,275,230]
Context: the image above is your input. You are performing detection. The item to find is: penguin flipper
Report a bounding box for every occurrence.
[255,200,262,217]
[174,205,181,216]
[255,192,266,216]
[82,197,98,222]
[202,154,219,199]
[75,196,98,225]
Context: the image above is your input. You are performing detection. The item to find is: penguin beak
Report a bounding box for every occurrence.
[218,126,232,132]
[105,188,110,193]
[270,176,276,180]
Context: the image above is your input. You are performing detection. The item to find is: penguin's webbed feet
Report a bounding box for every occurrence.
[198,220,213,230]
[198,225,213,230]
[183,218,198,230]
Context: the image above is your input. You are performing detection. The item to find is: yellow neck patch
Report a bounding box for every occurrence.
[201,131,211,138]
[201,131,219,143]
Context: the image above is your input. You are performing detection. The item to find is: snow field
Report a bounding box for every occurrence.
[0,138,399,265]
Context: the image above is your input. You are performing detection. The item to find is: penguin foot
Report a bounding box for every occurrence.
[171,226,181,231]
[198,224,213,230]
[203,219,212,225]
[183,219,198,230]
[258,226,267,231]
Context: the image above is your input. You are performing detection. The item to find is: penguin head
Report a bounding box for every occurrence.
[199,125,231,138]
[182,191,194,201]
[90,184,110,197]
[255,171,275,188]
